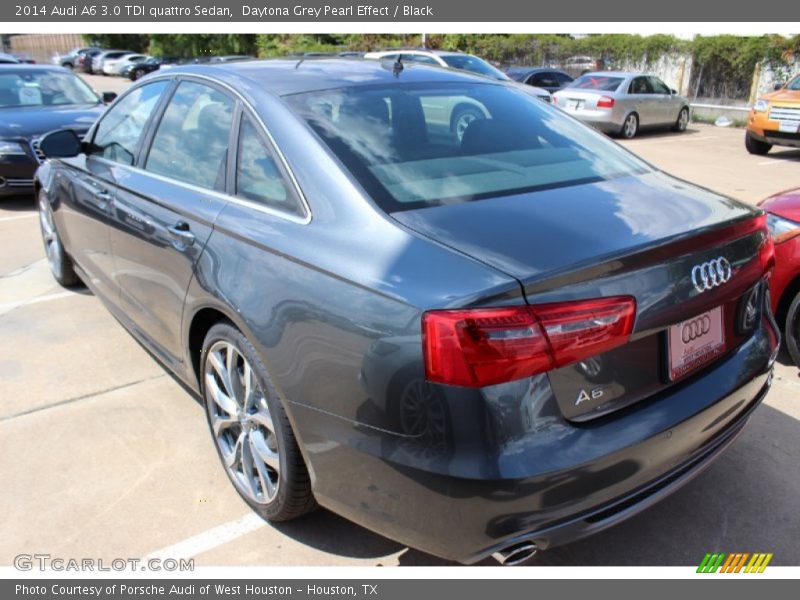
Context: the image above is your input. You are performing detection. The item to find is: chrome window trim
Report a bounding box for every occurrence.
[89,155,311,225]
[98,70,313,225]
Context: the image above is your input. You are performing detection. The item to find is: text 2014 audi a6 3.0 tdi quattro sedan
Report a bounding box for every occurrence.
[35,59,779,565]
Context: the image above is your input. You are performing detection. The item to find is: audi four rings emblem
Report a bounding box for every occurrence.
[691,257,732,293]
[682,315,712,343]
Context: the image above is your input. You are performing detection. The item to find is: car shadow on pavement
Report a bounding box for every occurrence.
[263,402,800,567]
[0,194,37,211]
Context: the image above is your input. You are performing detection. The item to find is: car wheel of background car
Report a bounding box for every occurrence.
[134,68,145,80]
[785,292,800,367]
[38,190,79,287]
[451,105,484,142]
[672,107,689,132]
[745,131,772,155]
[620,113,639,139]
[201,322,317,521]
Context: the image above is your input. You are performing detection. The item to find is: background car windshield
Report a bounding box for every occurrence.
[286,82,651,212]
[440,55,509,80]
[787,75,800,90]
[568,75,624,91]
[0,69,98,108]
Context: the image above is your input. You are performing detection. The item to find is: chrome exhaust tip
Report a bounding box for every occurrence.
[492,541,538,566]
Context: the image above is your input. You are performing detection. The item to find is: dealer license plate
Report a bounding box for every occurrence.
[667,306,725,381]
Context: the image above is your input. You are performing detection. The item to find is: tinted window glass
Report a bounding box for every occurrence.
[286,83,650,212]
[649,77,671,94]
[236,117,302,216]
[440,55,509,81]
[145,81,234,190]
[531,73,558,88]
[403,54,439,65]
[568,75,623,91]
[629,77,653,94]
[554,72,574,85]
[0,69,98,108]
[90,80,168,165]
[787,75,800,91]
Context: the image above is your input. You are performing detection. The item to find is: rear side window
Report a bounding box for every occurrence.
[235,116,303,217]
[90,80,169,165]
[569,75,624,92]
[145,81,234,190]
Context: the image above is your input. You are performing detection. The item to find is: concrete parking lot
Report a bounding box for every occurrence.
[1,77,799,566]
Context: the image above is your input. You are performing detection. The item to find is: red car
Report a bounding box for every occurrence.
[759,188,800,366]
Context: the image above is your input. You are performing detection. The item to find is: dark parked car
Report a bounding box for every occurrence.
[77,48,104,73]
[0,65,112,198]
[35,59,778,565]
[506,67,574,93]
[122,56,179,81]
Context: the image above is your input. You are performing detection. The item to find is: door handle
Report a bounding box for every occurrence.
[93,190,112,207]
[167,222,195,246]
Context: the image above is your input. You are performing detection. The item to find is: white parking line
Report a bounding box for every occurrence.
[142,513,267,561]
[757,160,792,166]
[0,290,77,314]
[0,214,37,223]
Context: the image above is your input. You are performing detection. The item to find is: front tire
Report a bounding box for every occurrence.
[745,131,772,155]
[38,190,79,287]
[785,292,800,368]
[620,113,639,139]
[672,107,689,132]
[201,322,316,521]
[133,68,145,80]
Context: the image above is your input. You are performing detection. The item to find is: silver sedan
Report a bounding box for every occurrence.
[552,71,691,138]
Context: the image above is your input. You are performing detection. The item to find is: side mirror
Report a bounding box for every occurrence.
[670,88,678,95]
[101,91,117,104]
[773,82,784,91]
[39,129,82,158]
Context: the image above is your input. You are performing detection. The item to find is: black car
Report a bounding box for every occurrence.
[123,56,179,81]
[506,67,574,93]
[0,65,114,197]
[35,59,779,565]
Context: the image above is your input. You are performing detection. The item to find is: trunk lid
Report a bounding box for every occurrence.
[393,172,769,420]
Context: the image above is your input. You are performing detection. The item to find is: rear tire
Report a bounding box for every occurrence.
[201,322,317,522]
[786,292,800,368]
[620,113,639,139]
[450,105,484,142]
[745,131,772,155]
[38,190,79,287]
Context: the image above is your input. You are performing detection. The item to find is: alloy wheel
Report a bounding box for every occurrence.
[677,108,689,131]
[204,340,280,504]
[455,112,478,141]
[38,195,62,275]
[623,114,638,138]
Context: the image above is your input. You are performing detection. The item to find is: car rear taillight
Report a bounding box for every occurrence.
[596,96,615,108]
[423,297,636,387]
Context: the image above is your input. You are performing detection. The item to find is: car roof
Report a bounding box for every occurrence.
[507,67,569,75]
[0,64,74,74]
[578,71,648,78]
[153,57,499,97]
[368,48,463,57]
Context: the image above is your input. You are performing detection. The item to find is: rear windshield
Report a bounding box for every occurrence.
[568,75,624,92]
[285,82,650,212]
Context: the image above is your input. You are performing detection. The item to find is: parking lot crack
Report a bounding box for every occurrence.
[0,374,167,422]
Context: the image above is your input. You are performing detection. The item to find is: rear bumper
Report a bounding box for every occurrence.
[292,319,777,564]
[560,107,623,132]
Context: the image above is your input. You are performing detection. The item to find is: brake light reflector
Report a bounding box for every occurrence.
[596,96,615,108]
[423,297,636,387]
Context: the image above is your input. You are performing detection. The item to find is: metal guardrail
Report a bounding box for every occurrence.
[690,103,750,113]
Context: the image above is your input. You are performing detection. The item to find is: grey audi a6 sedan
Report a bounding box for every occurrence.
[552,71,691,138]
[35,59,778,565]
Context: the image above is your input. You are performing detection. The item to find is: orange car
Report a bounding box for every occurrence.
[745,74,800,155]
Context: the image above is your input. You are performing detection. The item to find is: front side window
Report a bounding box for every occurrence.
[286,82,651,212]
[145,81,234,190]
[235,116,303,217]
[649,77,671,94]
[90,80,169,165]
